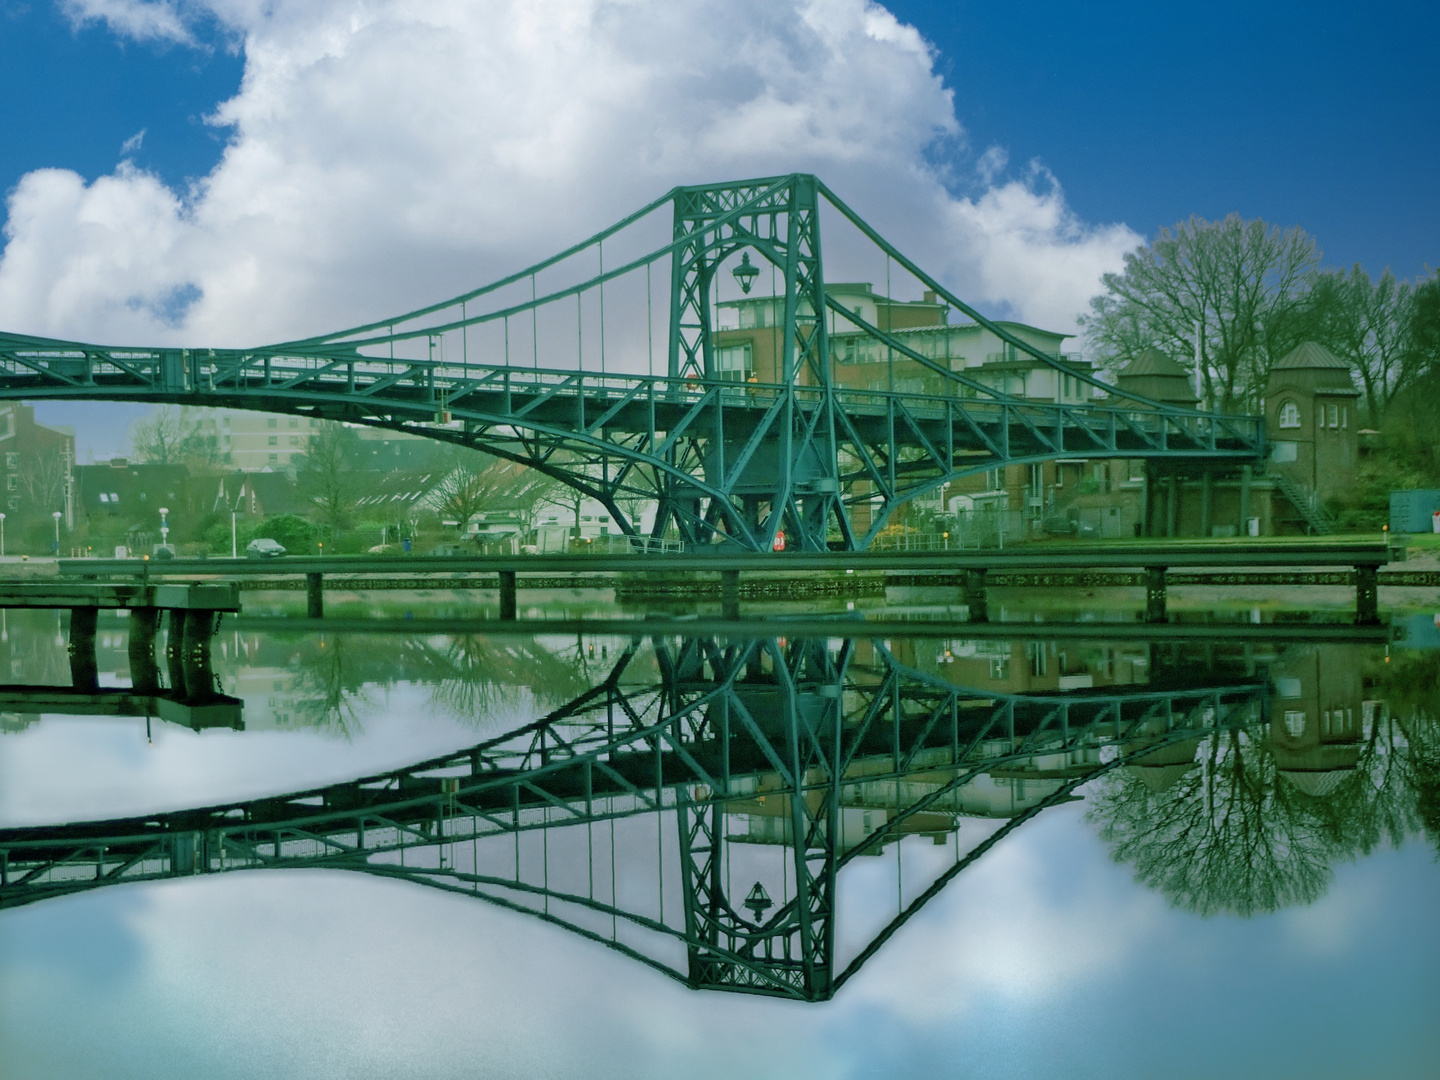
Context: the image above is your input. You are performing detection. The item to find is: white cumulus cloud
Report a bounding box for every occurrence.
[60,0,199,45]
[2,0,1141,348]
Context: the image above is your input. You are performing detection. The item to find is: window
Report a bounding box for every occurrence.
[1341,406,1348,429]
[715,344,752,382]
[1095,462,1111,493]
[268,435,278,446]
[5,496,17,510]
[1271,441,1298,463]
[288,418,299,428]
[4,452,15,469]
[98,493,109,504]
[1284,710,1307,738]
[1128,459,1145,482]
[1028,642,1048,677]
[988,656,1009,680]
[986,467,1004,491]
[109,492,119,503]
[1325,403,1338,428]
[1278,401,1300,428]
[5,476,15,491]
[268,453,279,463]
[1276,677,1302,698]
[1029,463,1043,492]
[289,436,300,446]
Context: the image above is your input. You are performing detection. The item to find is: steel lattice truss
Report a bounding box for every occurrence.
[0,635,1269,1000]
[0,174,1264,550]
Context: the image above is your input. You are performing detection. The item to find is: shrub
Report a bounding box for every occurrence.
[256,513,319,553]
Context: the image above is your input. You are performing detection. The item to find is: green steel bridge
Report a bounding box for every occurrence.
[0,174,1264,551]
[0,632,1269,1000]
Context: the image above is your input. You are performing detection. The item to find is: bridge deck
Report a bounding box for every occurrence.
[58,540,1402,579]
[0,583,240,610]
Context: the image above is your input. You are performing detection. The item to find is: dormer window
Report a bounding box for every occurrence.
[1278,401,1300,428]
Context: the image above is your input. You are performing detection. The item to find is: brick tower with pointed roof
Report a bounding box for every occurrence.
[1264,342,1360,508]
[1115,346,1199,407]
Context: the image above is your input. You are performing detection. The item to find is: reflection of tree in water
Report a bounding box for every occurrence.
[1089,727,1335,916]
[1089,649,1440,917]
[0,610,72,688]
[288,635,377,736]
[1382,650,1440,849]
[417,635,592,723]
[282,632,594,733]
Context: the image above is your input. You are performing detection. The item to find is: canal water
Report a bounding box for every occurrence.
[1,602,1437,1079]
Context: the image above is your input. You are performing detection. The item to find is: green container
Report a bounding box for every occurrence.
[1389,489,1440,533]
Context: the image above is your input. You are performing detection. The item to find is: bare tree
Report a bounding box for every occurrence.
[432,452,564,537]
[297,423,366,536]
[130,405,226,469]
[541,482,588,541]
[1307,266,1416,426]
[129,406,187,464]
[16,450,67,515]
[1081,214,1321,411]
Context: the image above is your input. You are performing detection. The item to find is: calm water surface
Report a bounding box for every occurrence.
[1,603,1437,1079]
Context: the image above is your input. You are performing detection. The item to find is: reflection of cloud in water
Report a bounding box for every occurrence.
[850,808,1167,1020]
[1280,869,1381,957]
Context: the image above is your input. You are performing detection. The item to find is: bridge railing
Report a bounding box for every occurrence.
[1,336,1260,454]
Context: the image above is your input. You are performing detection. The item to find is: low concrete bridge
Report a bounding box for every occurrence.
[58,537,1404,622]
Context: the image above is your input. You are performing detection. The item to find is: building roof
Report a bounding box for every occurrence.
[1119,346,1189,378]
[1273,341,1349,371]
[1128,762,1200,794]
[1278,768,1353,798]
[1114,347,1198,405]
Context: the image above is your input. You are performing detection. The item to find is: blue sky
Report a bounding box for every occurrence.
[0,0,1435,459]
[888,0,1439,279]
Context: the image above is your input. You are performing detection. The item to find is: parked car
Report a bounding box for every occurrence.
[245,538,287,559]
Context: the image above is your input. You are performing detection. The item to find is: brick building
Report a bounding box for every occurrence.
[0,403,76,550]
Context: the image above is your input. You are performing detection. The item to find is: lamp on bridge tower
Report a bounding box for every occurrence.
[732,251,760,295]
[743,880,773,920]
[51,510,61,555]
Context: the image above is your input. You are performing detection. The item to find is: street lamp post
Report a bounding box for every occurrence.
[232,509,238,558]
[0,511,6,557]
[51,510,61,555]
[158,507,170,554]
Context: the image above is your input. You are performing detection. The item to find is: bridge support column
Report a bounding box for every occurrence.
[1355,565,1379,626]
[306,573,324,619]
[1144,566,1168,623]
[1239,465,1252,535]
[721,569,740,620]
[165,611,188,693]
[1140,465,1152,536]
[964,569,988,623]
[67,607,99,693]
[499,570,518,620]
[1166,477,1179,538]
[1201,471,1212,538]
[127,609,162,694]
[181,612,217,702]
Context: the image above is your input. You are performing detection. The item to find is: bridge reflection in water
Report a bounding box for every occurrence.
[1,625,1287,1001]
